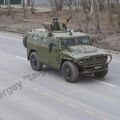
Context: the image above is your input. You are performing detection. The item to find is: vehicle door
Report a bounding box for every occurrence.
[48,39,61,69]
[37,36,50,64]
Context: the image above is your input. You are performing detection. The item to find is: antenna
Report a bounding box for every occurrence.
[69,30,72,35]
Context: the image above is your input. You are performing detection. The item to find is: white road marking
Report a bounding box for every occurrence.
[42,92,51,97]
[55,98,64,103]
[1,75,18,82]
[16,56,27,61]
[101,117,110,120]
[69,103,78,108]
[12,79,19,82]
[84,110,95,115]
[32,88,39,92]
[0,34,22,41]
[23,84,28,87]
[95,80,117,88]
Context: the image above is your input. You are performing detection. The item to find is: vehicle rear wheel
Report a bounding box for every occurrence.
[30,52,42,71]
[61,61,79,83]
[94,70,108,78]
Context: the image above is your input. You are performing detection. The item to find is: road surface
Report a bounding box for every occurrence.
[0,31,120,120]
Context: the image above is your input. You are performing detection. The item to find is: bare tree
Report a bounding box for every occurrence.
[27,0,31,6]
[49,0,54,13]
[31,0,35,14]
[7,0,13,18]
[107,0,114,33]
[66,0,73,16]
[73,0,83,31]
[54,0,58,16]
[116,0,120,31]
[93,0,100,33]
[88,0,94,18]
[23,0,26,19]
[98,0,106,11]
[49,0,64,16]
[80,0,94,32]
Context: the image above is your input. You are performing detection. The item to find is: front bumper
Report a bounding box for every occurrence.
[78,54,112,74]
[80,64,108,74]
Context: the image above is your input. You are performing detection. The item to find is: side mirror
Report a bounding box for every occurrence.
[91,38,94,44]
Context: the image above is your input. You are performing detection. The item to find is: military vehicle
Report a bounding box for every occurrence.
[23,18,112,83]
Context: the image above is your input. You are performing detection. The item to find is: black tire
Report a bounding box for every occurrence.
[30,52,42,71]
[94,70,108,78]
[23,35,27,48]
[61,61,79,83]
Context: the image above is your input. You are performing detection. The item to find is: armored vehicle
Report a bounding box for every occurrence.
[23,20,112,83]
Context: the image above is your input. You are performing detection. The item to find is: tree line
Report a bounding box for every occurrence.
[3,0,35,19]
[3,0,120,33]
[49,0,120,33]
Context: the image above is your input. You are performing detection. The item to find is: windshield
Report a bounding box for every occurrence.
[61,36,91,47]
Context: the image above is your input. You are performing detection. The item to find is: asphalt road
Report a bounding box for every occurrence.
[0,31,120,120]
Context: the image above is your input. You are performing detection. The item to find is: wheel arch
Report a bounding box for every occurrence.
[60,59,73,70]
[28,49,36,60]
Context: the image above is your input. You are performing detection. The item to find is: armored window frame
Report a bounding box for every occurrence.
[40,36,49,48]
[32,34,39,41]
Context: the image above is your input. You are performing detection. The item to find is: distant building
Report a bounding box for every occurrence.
[0,0,21,4]
[21,0,49,4]
[0,0,49,5]
[34,0,49,4]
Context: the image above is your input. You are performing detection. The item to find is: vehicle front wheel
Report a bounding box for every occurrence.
[94,70,108,78]
[61,61,79,83]
[30,52,42,71]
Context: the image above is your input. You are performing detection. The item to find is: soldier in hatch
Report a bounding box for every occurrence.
[62,16,72,31]
[52,16,72,31]
[52,18,61,31]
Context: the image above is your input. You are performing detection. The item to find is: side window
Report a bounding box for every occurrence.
[38,36,43,42]
[32,34,39,41]
[40,37,49,47]
[51,40,58,49]
[32,34,43,43]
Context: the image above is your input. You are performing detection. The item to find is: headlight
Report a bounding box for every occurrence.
[79,60,84,64]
